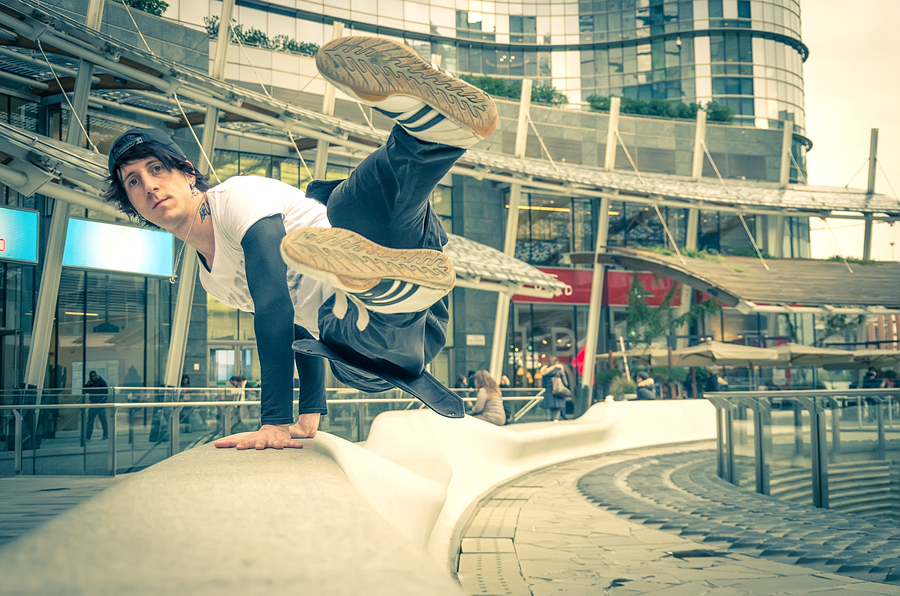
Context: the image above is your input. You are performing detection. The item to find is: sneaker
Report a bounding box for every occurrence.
[281,227,456,331]
[316,36,498,148]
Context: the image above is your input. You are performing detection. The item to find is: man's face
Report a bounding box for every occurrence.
[89,372,97,381]
[119,157,194,230]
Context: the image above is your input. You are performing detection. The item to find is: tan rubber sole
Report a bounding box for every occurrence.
[316,36,498,139]
[281,228,456,293]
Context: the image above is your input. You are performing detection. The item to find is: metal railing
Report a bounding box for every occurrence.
[0,386,545,476]
[708,388,900,518]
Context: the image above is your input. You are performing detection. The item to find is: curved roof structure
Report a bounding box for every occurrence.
[0,122,569,298]
[568,247,900,313]
[0,0,896,221]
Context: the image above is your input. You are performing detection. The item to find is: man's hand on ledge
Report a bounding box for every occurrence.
[214,424,303,450]
[289,413,320,439]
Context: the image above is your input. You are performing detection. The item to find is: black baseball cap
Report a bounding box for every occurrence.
[108,128,186,174]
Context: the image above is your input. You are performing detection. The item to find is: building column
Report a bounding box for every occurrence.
[578,98,622,388]
[692,108,707,181]
[25,0,104,397]
[676,207,700,348]
[863,129,878,261]
[779,121,793,188]
[490,80,532,380]
[579,195,611,388]
[313,22,344,180]
[604,97,620,172]
[163,0,235,388]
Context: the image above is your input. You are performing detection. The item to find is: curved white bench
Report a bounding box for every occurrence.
[0,400,714,594]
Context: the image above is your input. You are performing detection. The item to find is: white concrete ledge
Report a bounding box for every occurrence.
[0,400,715,594]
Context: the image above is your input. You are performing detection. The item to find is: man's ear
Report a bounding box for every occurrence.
[185,160,197,185]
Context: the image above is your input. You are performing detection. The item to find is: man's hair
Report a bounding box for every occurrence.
[102,142,211,227]
[636,371,649,381]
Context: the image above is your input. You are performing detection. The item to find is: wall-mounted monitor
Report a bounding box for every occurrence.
[0,206,39,264]
[63,218,174,277]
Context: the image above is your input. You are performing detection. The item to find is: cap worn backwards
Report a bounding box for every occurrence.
[108,128,186,174]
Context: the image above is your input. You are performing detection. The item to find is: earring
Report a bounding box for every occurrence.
[190,184,200,196]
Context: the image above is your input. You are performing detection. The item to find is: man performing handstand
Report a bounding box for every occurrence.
[103,37,497,450]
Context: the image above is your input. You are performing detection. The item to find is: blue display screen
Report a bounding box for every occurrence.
[0,206,39,264]
[63,218,174,277]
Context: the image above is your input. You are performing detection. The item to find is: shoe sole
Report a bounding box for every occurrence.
[281,228,456,294]
[316,36,498,140]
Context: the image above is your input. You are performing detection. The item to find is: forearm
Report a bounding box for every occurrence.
[242,215,297,426]
[254,306,296,425]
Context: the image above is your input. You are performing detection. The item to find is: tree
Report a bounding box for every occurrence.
[624,273,720,346]
[814,314,867,347]
[585,95,733,122]
[459,75,569,106]
[116,0,169,17]
[203,16,319,57]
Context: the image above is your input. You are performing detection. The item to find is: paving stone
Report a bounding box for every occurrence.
[459,444,899,596]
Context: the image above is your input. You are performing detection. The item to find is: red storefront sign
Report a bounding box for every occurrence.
[513,268,681,306]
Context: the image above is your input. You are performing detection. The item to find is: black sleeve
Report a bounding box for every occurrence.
[241,215,296,425]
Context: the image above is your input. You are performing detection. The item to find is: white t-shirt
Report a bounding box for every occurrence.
[198,176,334,336]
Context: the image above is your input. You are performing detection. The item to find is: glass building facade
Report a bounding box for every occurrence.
[170,0,806,130]
[0,1,817,400]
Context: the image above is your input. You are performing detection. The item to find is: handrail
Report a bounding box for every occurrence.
[708,386,899,512]
[705,388,899,399]
[0,395,545,410]
[0,390,546,476]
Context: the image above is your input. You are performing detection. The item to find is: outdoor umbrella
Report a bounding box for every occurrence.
[773,343,856,367]
[604,346,672,367]
[672,341,780,367]
[823,349,900,370]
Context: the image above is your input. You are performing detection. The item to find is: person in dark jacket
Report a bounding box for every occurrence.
[84,371,109,440]
[539,358,569,421]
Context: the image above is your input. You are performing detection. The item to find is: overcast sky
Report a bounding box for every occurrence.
[801,0,900,261]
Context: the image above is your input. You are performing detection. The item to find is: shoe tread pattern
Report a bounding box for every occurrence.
[317,37,497,139]
[283,228,455,291]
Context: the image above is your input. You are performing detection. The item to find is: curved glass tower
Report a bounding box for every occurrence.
[185,0,807,131]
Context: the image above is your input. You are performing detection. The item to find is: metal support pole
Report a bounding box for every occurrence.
[811,407,829,508]
[829,399,841,462]
[170,406,182,457]
[773,215,785,258]
[604,97,620,172]
[107,406,117,476]
[779,121,793,188]
[724,408,734,483]
[691,109,707,181]
[796,396,828,508]
[862,215,873,262]
[866,128,879,195]
[24,0,104,400]
[163,0,234,388]
[13,409,22,474]
[490,80,532,380]
[677,208,699,347]
[313,22,344,180]
[24,207,68,396]
[753,398,771,495]
[579,195,611,389]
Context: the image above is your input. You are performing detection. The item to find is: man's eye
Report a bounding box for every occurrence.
[127,178,137,186]
[152,165,163,172]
